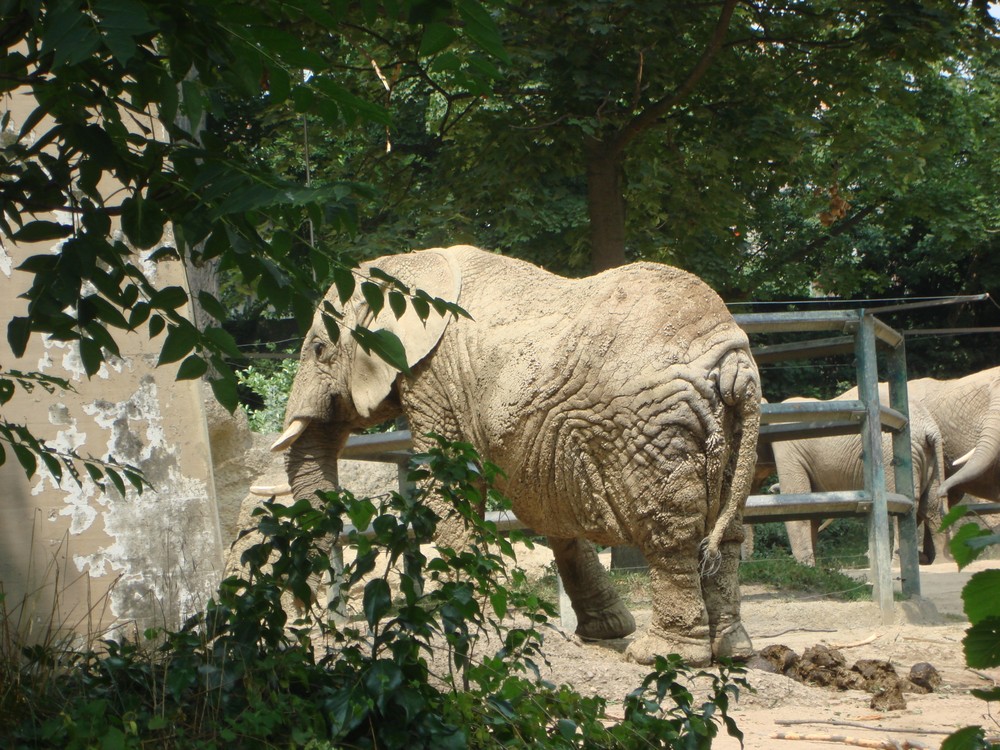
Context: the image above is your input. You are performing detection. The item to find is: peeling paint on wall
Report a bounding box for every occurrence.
[0,83,224,641]
[2,318,225,637]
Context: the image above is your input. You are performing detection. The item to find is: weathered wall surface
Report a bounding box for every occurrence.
[1,90,224,641]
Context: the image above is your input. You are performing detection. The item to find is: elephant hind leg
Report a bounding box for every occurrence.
[626,553,712,667]
[701,538,753,661]
[549,536,636,641]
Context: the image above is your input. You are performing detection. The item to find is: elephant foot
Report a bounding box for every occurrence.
[711,621,754,662]
[625,627,712,667]
[575,602,636,641]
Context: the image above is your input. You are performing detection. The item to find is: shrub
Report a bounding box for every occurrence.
[1,436,748,748]
[940,506,1000,750]
[236,357,299,433]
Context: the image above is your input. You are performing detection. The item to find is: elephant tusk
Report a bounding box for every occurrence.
[250,483,292,497]
[953,448,976,467]
[271,417,311,452]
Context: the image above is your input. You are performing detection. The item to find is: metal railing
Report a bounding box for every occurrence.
[737,310,918,622]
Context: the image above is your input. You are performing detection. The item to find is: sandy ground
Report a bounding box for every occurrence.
[501,546,1000,750]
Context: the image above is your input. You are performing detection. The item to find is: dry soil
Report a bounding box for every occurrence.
[504,546,999,750]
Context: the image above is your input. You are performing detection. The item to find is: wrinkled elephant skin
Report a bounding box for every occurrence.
[275,245,761,666]
[908,367,1000,504]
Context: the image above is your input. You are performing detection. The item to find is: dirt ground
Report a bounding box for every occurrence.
[504,546,1000,750]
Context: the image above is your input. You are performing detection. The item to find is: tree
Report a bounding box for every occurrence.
[260,1,998,290]
[0,0,502,478]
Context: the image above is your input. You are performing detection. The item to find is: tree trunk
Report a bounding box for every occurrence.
[585,138,628,273]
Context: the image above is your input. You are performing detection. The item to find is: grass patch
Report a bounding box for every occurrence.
[742,519,875,600]
[738,552,874,601]
[510,564,652,611]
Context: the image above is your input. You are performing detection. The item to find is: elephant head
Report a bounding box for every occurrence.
[272,250,463,502]
[937,371,1000,500]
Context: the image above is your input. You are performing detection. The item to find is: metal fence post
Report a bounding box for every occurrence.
[856,312,895,623]
[886,336,921,597]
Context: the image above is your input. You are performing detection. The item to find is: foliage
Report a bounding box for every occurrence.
[236,357,300,433]
[1,0,495,484]
[244,1,1000,292]
[739,551,874,603]
[939,505,1000,750]
[1,436,748,748]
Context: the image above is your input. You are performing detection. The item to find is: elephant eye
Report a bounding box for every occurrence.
[312,340,326,359]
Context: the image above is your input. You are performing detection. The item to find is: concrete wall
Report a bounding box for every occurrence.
[1,88,224,643]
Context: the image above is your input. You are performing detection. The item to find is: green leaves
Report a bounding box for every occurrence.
[963,616,1000,670]
[363,579,392,627]
[941,725,995,750]
[39,0,102,70]
[456,0,510,64]
[120,194,165,250]
[352,328,410,374]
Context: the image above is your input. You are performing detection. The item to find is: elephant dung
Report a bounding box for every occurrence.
[792,644,849,687]
[852,659,899,690]
[749,644,799,675]
[870,684,908,712]
[907,662,942,693]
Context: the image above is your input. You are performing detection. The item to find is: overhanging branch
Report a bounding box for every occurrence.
[610,0,739,155]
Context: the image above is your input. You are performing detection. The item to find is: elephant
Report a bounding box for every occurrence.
[270,245,761,666]
[907,366,1000,505]
[773,384,946,566]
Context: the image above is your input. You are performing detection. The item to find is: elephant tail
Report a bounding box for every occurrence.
[701,347,761,575]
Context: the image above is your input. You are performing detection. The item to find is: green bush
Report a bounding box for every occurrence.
[939,506,1000,750]
[1,436,748,748]
[236,357,299,433]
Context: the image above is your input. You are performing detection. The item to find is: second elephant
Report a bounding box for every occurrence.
[774,385,946,565]
[908,366,1000,504]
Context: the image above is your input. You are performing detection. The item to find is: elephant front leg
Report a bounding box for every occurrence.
[548,536,635,641]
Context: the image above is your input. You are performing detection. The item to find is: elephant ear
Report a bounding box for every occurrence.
[350,249,463,418]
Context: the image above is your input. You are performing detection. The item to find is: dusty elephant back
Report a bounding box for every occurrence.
[401,247,759,545]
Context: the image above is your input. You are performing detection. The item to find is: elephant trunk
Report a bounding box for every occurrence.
[939,400,1000,500]
[284,420,348,502]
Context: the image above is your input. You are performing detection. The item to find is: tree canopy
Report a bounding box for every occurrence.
[245,1,998,302]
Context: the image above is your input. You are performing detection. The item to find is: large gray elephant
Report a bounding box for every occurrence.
[908,366,1000,504]
[775,385,946,566]
[270,245,761,666]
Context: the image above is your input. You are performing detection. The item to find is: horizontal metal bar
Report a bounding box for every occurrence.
[341,431,413,460]
[761,402,907,432]
[965,503,1000,516]
[734,311,861,333]
[871,317,903,348]
[335,494,915,538]
[865,293,990,314]
[751,336,856,363]
[760,420,861,442]
[905,327,1000,336]
[878,405,908,431]
[761,401,865,423]
[745,491,913,523]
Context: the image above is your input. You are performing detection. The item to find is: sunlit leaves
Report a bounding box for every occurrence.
[352,328,410,374]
